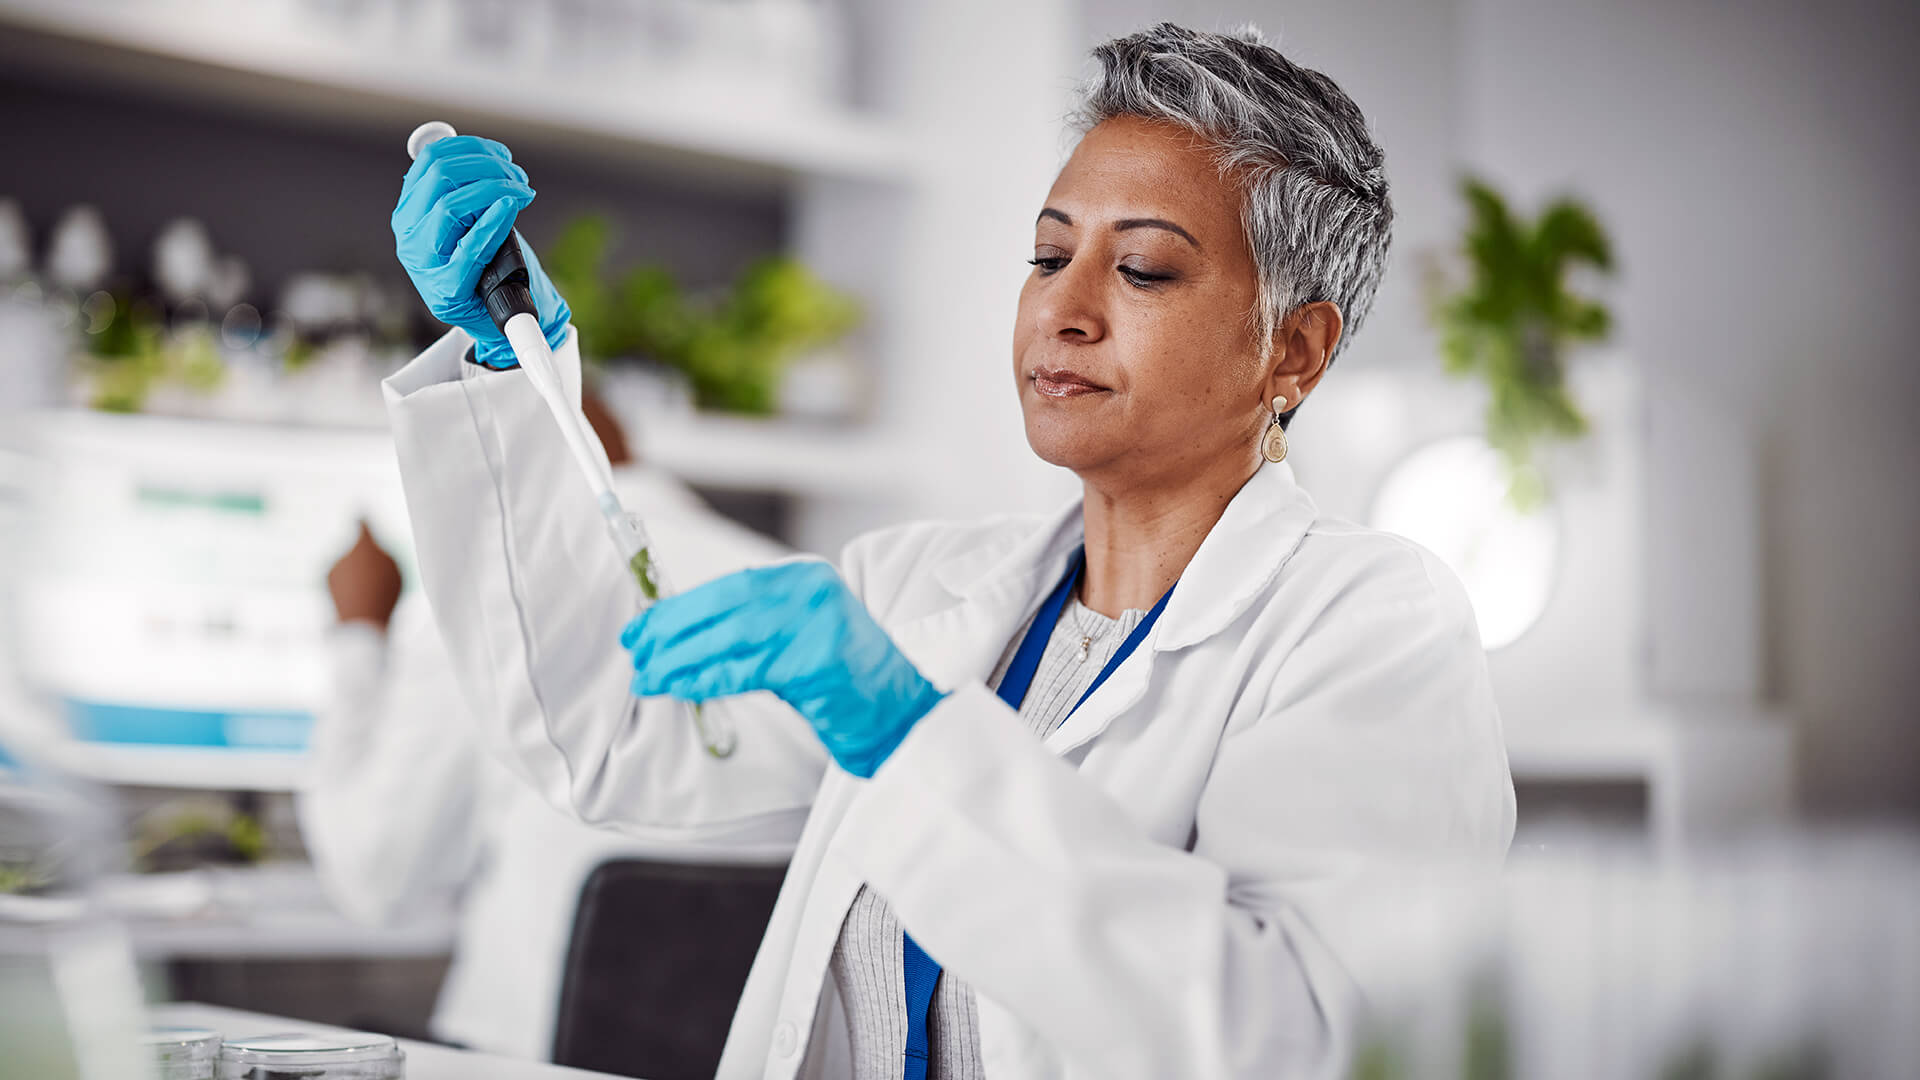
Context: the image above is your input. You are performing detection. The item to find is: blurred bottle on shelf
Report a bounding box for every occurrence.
[0,199,63,420]
[0,199,30,285]
[45,205,112,296]
[12,198,413,426]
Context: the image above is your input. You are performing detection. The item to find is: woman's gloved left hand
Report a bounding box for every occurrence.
[621,561,945,778]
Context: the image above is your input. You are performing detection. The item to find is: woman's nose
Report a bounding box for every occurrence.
[1034,259,1107,343]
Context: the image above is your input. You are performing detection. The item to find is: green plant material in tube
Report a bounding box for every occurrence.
[629,546,661,601]
[624,544,732,758]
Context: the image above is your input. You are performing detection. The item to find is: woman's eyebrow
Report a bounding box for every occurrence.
[1035,208,1200,250]
[1114,218,1200,249]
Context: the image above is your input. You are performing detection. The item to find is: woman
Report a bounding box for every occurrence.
[385,22,1513,1080]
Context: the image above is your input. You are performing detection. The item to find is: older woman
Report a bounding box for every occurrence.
[385,22,1513,1080]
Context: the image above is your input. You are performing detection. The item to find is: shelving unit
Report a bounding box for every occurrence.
[0,0,1082,557]
[0,0,996,551]
[0,0,911,187]
[1505,706,1795,852]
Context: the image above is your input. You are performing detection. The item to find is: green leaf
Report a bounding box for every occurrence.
[1534,199,1613,272]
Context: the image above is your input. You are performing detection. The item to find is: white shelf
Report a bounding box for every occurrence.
[45,741,309,792]
[1503,720,1673,782]
[0,0,910,185]
[638,412,912,498]
[112,865,456,959]
[1502,706,1795,852]
[129,908,454,959]
[33,403,913,499]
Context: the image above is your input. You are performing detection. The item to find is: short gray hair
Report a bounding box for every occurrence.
[1073,23,1393,427]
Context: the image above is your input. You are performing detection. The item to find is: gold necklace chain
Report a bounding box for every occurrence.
[1068,597,1115,663]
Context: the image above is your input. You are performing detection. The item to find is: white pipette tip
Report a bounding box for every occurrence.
[407,120,458,161]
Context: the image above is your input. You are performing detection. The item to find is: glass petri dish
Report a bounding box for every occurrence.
[218,1031,404,1079]
[143,1027,221,1080]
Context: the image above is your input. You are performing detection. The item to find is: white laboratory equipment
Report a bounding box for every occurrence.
[10,409,412,789]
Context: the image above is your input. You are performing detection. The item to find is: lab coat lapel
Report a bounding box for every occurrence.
[890,505,1084,693]
[1044,462,1318,756]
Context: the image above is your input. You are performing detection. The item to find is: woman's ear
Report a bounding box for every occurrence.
[1266,301,1343,410]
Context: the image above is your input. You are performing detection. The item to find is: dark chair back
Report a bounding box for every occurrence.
[552,858,788,1080]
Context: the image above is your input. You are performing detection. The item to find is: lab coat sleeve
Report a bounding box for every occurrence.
[381,327,828,843]
[831,544,1515,1079]
[297,619,481,926]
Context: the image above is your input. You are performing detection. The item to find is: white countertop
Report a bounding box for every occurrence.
[153,1002,632,1080]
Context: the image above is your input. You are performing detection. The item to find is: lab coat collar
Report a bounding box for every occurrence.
[930,460,1318,655]
[1153,460,1318,652]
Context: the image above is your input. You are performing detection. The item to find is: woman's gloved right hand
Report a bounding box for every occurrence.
[391,134,571,369]
[621,562,947,779]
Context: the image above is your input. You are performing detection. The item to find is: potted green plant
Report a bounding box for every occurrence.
[543,215,861,416]
[1425,178,1614,511]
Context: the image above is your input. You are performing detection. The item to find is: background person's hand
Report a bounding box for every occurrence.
[327,521,403,632]
[391,134,571,369]
[621,562,945,778]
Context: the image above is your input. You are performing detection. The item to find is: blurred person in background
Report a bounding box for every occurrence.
[381,23,1513,1080]
[298,393,792,1060]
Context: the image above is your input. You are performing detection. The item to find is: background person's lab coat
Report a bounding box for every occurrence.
[298,464,793,1060]
[382,326,1517,1079]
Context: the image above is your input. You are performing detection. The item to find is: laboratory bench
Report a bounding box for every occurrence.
[102,863,455,960]
[152,1002,631,1080]
[106,863,456,1037]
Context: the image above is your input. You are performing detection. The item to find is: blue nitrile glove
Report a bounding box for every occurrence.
[391,134,570,369]
[621,562,946,778]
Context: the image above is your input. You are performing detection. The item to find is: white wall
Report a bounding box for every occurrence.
[805,0,1085,537]
[1459,0,1920,817]
[1075,0,1920,816]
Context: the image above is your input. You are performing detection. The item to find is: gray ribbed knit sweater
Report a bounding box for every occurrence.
[828,595,1148,1078]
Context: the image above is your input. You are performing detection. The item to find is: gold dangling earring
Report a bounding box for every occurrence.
[1261,396,1289,464]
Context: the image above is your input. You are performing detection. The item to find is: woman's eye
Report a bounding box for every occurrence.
[1118,265,1173,288]
[1027,257,1172,288]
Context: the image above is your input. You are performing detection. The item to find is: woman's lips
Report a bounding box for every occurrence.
[1031,368,1109,398]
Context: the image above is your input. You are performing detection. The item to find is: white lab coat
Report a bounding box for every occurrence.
[383,326,1516,1080]
[297,464,795,1059]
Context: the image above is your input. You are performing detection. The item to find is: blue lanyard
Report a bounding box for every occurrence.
[900,545,1174,1079]
[993,546,1176,716]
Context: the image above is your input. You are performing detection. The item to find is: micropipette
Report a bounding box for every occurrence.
[406,121,736,759]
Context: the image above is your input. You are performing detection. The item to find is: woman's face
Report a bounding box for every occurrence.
[1013,115,1291,486]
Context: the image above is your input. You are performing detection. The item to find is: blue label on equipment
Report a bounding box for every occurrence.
[64,700,312,752]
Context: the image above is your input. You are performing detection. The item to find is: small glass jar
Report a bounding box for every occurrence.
[143,1027,221,1080]
[217,1031,404,1079]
